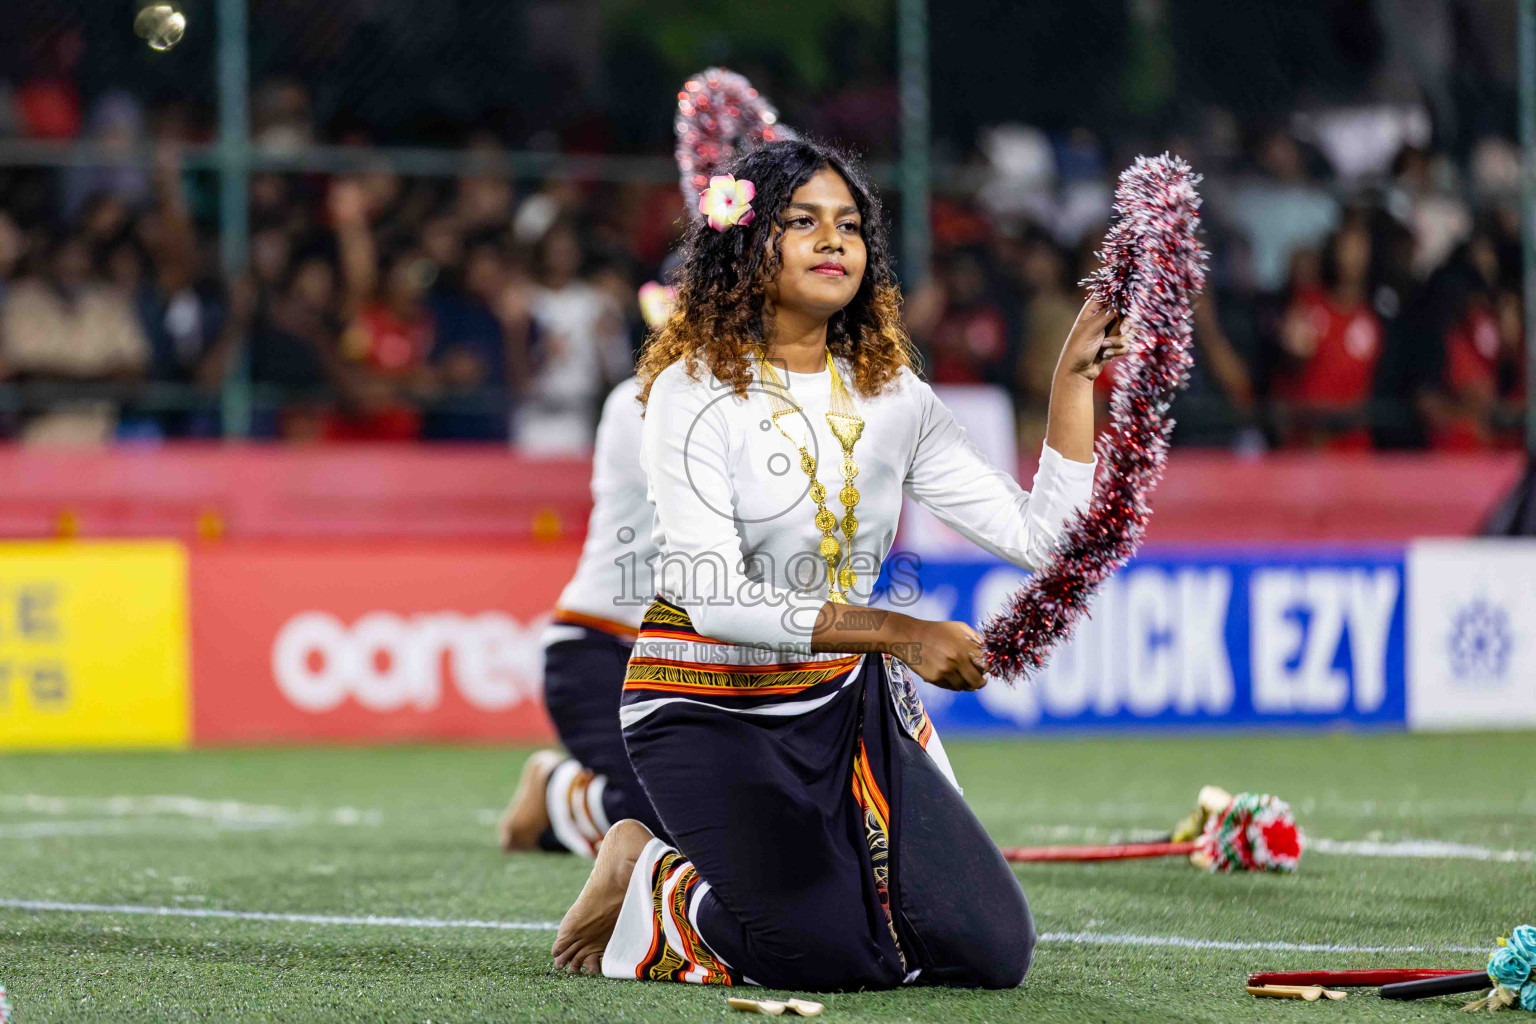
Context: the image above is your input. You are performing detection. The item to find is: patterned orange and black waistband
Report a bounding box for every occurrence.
[625,597,861,698]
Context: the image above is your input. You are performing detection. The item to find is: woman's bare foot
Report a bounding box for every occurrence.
[497,749,563,851]
[551,818,653,975]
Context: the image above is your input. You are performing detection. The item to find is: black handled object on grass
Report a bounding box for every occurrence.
[1379,971,1491,1000]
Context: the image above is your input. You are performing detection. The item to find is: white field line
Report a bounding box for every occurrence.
[979,795,1536,824]
[0,898,1490,954]
[0,795,297,822]
[0,794,380,829]
[10,800,1532,865]
[0,819,287,838]
[1308,838,1535,863]
[8,797,1530,864]
[999,825,1536,865]
[1037,931,1487,955]
[0,899,557,932]
[0,820,161,839]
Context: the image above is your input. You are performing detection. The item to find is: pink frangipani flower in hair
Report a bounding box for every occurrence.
[698,175,756,231]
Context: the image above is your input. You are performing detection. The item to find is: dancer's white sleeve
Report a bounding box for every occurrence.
[902,376,1096,570]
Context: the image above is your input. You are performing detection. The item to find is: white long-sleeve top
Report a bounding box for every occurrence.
[553,377,658,636]
[639,356,1097,654]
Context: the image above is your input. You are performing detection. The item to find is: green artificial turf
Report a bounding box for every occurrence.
[1,732,1533,1023]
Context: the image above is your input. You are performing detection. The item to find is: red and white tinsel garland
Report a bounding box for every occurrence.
[674,68,795,214]
[983,154,1208,681]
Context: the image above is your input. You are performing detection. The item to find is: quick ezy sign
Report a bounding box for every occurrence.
[878,550,1407,731]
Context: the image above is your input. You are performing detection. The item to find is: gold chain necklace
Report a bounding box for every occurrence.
[757,350,864,603]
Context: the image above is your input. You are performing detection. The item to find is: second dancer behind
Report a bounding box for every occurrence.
[497,375,668,856]
[554,137,1127,988]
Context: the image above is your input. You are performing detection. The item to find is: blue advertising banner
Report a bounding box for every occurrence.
[873,547,1407,733]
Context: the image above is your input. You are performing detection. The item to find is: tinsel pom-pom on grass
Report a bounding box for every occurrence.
[1193,792,1304,873]
[674,68,795,214]
[983,154,1208,682]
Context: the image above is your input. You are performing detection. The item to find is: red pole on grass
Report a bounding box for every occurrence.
[999,840,1198,863]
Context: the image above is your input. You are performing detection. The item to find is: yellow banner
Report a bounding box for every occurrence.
[0,541,188,749]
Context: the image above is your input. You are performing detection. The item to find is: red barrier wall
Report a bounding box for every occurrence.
[0,444,1522,542]
[1142,452,1524,542]
[0,445,593,541]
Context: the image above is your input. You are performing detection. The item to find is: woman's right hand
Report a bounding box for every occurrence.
[903,618,988,691]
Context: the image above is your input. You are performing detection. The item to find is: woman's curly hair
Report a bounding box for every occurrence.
[636,138,918,406]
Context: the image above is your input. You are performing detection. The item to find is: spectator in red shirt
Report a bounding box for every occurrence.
[16,28,83,140]
[330,179,437,440]
[1274,214,1382,450]
[348,251,434,376]
[1424,285,1526,450]
[329,245,436,440]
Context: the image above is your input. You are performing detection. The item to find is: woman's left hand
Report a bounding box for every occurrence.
[1057,297,1130,382]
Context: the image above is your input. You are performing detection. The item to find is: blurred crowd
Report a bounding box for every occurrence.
[910,121,1527,454]
[236,146,657,451]
[0,79,671,448]
[0,73,1527,452]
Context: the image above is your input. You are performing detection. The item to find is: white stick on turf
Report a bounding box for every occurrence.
[0,898,1490,953]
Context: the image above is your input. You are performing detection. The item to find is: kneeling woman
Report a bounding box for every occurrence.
[553,138,1124,989]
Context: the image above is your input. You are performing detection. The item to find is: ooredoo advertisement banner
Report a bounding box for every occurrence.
[0,541,188,749]
[190,545,576,744]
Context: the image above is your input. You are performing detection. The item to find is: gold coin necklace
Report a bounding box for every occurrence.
[757,350,864,603]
